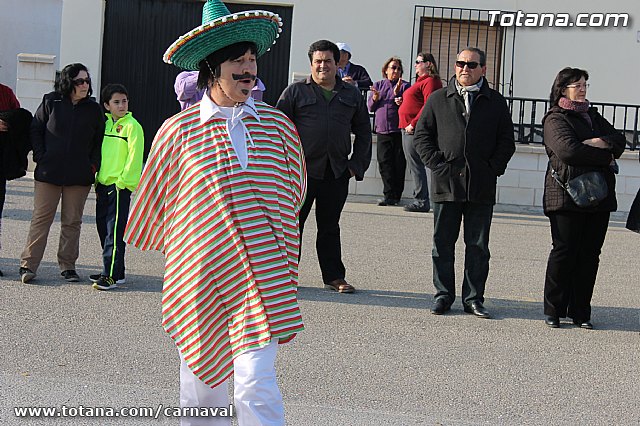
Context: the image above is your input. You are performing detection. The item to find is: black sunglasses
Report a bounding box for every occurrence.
[455,61,480,69]
[72,77,91,86]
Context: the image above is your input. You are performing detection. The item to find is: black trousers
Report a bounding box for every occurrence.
[376,132,406,201]
[0,178,6,218]
[299,168,349,284]
[544,211,610,321]
[95,183,132,280]
[432,201,494,306]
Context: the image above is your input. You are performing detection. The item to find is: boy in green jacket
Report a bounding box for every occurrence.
[92,84,144,290]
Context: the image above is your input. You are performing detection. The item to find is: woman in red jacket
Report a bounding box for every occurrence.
[398,52,442,213]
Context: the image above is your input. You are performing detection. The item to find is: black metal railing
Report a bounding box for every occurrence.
[507,97,639,150]
[362,90,639,151]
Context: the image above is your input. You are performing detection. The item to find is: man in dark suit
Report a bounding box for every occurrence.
[414,47,515,318]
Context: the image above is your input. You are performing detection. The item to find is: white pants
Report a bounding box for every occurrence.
[179,339,284,426]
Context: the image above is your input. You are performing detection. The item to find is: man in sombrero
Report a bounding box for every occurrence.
[124,1,305,424]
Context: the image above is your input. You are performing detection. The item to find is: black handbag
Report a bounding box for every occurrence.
[551,166,608,208]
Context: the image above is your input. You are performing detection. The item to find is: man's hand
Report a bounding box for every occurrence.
[405,124,414,134]
[342,76,356,86]
[0,119,9,132]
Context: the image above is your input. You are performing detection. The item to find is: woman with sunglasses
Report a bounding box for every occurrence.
[398,52,442,213]
[542,67,625,329]
[368,57,410,206]
[19,63,104,284]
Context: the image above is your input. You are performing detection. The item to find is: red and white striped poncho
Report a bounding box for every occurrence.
[124,101,306,388]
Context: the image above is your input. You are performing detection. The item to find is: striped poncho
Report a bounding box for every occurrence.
[124,100,306,388]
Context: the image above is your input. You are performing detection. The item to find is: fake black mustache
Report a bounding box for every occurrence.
[232,73,257,81]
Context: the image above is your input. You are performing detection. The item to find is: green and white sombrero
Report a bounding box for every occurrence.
[164,0,283,71]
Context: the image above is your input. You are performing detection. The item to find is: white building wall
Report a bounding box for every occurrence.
[510,0,640,106]
[0,0,62,95]
[59,0,106,92]
[45,0,640,212]
[241,0,639,106]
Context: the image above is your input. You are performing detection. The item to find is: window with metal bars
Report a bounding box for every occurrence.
[411,6,516,95]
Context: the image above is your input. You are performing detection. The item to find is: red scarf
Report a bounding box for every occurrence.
[559,97,591,127]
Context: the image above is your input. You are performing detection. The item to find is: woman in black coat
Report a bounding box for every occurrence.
[18,63,104,284]
[541,67,626,329]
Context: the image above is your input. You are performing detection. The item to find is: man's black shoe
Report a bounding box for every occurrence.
[431,298,451,315]
[572,319,593,329]
[545,316,560,328]
[463,301,491,318]
[377,198,399,206]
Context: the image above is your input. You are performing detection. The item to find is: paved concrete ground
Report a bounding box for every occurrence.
[1,176,638,425]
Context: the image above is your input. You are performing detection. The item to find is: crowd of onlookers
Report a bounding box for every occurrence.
[0,40,638,316]
[0,64,143,291]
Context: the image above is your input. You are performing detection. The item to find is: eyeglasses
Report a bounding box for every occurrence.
[565,83,589,90]
[455,61,480,69]
[388,65,400,70]
[72,78,91,86]
[415,60,427,64]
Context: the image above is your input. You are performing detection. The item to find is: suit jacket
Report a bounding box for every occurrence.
[414,77,515,204]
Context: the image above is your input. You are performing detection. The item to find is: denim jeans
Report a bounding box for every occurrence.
[401,129,429,206]
[432,201,494,306]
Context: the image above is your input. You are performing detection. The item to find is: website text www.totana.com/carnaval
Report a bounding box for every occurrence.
[14,404,235,419]
[488,11,629,28]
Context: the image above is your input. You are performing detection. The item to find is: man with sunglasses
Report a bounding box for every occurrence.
[413,47,515,318]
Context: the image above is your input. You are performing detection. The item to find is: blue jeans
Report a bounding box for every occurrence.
[432,201,494,306]
[401,130,429,206]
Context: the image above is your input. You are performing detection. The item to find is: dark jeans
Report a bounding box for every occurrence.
[96,183,131,280]
[299,168,349,284]
[432,201,494,306]
[401,130,429,206]
[376,132,406,201]
[544,211,610,321]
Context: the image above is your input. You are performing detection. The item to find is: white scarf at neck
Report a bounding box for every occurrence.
[456,77,483,117]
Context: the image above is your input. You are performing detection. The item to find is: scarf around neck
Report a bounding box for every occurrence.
[455,77,483,117]
[558,97,591,126]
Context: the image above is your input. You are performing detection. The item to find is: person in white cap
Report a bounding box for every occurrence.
[335,42,372,89]
[124,1,306,424]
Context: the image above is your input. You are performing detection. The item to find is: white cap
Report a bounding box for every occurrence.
[335,42,352,54]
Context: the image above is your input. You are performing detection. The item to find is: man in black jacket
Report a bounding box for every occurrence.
[335,42,373,89]
[414,47,515,318]
[277,39,372,293]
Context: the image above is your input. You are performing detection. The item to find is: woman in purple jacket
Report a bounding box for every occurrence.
[368,57,410,206]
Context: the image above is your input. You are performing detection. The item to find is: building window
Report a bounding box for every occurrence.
[412,6,515,95]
